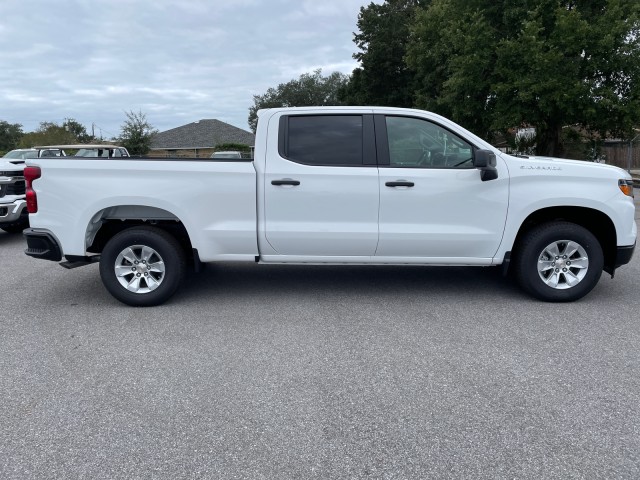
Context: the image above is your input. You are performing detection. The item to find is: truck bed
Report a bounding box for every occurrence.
[28,157,259,261]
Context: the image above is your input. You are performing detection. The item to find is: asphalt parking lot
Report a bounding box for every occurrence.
[1,194,639,479]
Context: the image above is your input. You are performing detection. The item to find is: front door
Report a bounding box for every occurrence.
[375,115,509,261]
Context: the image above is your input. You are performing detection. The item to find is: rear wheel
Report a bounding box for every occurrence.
[99,227,186,306]
[514,222,603,302]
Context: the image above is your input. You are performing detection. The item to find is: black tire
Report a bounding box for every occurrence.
[514,222,604,302]
[99,226,186,306]
[1,219,29,234]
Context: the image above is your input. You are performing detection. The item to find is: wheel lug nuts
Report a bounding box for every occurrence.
[567,261,571,265]
[131,267,136,271]
[552,262,555,266]
[134,261,139,264]
[136,273,141,277]
[555,256,559,260]
[555,268,560,272]
[144,272,148,276]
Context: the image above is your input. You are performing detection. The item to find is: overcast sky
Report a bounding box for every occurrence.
[0,0,381,138]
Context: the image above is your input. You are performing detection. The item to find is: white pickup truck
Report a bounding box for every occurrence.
[23,107,636,306]
[0,155,28,233]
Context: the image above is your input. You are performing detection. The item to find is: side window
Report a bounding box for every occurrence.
[282,115,363,166]
[386,116,474,169]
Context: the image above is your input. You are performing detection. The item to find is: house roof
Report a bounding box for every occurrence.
[151,119,255,149]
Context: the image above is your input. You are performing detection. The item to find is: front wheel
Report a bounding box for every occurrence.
[514,222,604,302]
[99,227,186,306]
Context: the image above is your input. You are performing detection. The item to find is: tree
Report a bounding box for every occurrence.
[248,69,348,132]
[405,0,640,156]
[119,110,157,155]
[340,0,429,107]
[492,0,640,155]
[406,0,499,139]
[19,121,78,148]
[63,118,93,143]
[0,121,24,154]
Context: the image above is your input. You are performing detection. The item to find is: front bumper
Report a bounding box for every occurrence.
[23,229,62,261]
[0,199,27,224]
[615,243,636,268]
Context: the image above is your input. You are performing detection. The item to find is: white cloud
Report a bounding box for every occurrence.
[0,0,383,134]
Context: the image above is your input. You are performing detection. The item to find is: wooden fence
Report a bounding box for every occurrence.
[557,141,640,170]
[601,142,640,170]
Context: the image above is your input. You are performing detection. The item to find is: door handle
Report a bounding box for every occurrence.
[271,179,301,186]
[385,181,414,187]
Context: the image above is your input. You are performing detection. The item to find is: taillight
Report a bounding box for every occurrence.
[24,166,41,213]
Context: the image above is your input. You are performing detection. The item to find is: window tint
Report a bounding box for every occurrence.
[386,116,474,168]
[286,115,363,166]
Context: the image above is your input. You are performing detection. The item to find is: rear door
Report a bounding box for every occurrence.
[263,113,379,257]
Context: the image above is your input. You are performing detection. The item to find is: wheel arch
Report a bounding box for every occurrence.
[511,206,617,274]
[85,205,195,261]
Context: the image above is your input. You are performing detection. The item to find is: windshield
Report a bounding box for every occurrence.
[3,150,37,159]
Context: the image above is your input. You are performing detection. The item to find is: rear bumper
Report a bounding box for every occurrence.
[0,199,27,224]
[23,228,62,261]
[615,243,636,268]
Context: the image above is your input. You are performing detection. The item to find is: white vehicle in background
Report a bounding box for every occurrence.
[0,151,29,232]
[2,148,38,162]
[74,145,129,158]
[211,151,243,159]
[33,144,130,158]
[23,106,636,306]
[3,147,66,161]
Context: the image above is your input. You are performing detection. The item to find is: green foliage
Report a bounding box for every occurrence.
[406,0,640,155]
[0,121,24,153]
[119,110,158,155]
[408,1,497,138]
[344,0,640,156]
[340,0,428,107]
[214,142,251,152]
[63,118,93,143]
[19,121,78,147]
[248,69,348,133]
[3,119,91,153]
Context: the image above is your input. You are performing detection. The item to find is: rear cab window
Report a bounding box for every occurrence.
[278,114,376,166]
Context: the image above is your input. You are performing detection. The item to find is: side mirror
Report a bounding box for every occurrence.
[473,149,496,168]
[474,149,498,181]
